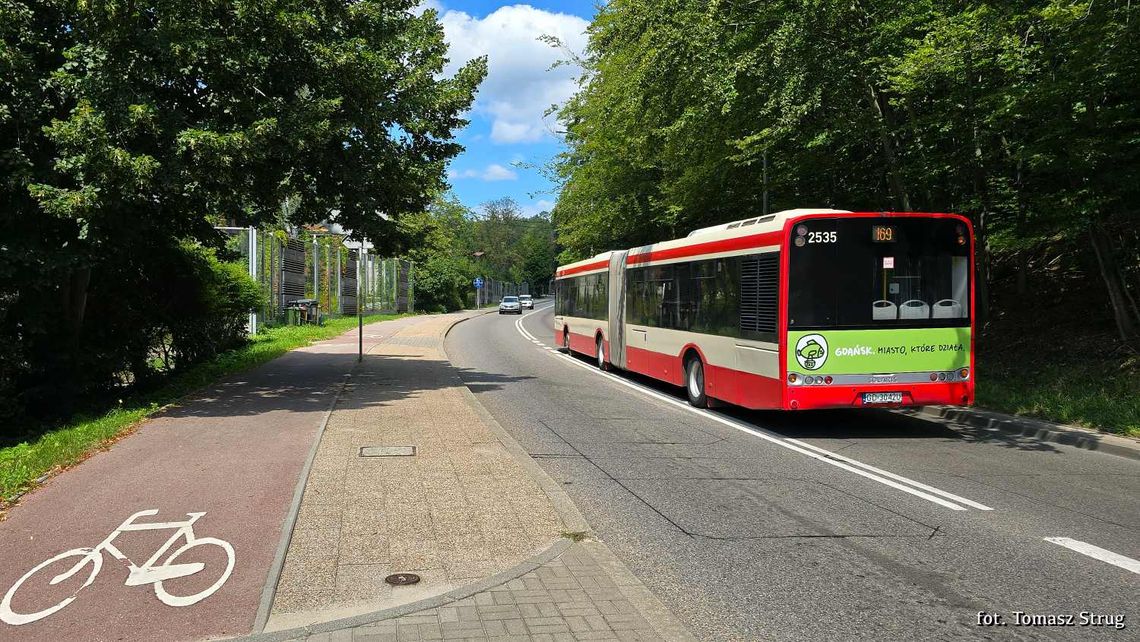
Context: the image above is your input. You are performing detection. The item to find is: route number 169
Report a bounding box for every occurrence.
[807,231,837,244]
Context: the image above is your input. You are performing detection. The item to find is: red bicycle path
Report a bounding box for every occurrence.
[0,315,425,642]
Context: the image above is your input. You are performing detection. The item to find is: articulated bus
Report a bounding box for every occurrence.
[553,209,974,411]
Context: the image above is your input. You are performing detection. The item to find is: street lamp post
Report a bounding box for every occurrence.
[472,250,486,309]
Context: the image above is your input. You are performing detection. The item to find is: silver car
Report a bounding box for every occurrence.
[518,294,534,309]
[498,296,521,314]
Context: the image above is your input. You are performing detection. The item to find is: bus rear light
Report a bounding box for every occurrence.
[788,373,798,384]
[938,372,946,381]
[805,376,815,384]
[959,367,970,379]
[929,372,938,382]
[824,376,832,385]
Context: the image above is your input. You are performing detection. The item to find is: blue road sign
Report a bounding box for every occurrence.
[473,277,484,289]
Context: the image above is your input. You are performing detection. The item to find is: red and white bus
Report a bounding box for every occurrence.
[553,209,975,411]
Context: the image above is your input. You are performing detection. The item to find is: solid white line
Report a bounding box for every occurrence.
[1044,537,1140,575]
[515,306,992,512]
[780,437,993,511]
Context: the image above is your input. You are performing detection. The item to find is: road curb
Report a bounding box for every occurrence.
[903,405,1140,461]
[231,538,573,642]
[441,305,697,642]
[252,374,354,633]
[230,308,578,642]
[443,306,591,535]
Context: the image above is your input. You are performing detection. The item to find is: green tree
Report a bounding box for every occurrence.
[0,1,486,421]
[401,194,479,312]
[552,0,1138,344]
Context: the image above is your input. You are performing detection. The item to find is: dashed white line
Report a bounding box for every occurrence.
[513,305,993,512]
[1044,537,1140,575]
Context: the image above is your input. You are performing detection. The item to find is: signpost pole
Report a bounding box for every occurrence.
[358,243,364,363]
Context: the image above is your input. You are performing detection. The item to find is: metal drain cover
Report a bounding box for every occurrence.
[385,573,421,586]
[360,446,416,457]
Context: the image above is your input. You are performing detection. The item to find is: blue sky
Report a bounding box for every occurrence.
[427,1,597,216]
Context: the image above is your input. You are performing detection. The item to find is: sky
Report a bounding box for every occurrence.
[424,1,596,217]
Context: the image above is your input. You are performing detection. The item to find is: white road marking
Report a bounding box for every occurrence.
[1044,537,1140,575]
[514,306,992,512]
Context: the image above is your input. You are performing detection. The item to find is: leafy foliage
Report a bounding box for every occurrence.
[552,0,1139,344]
[0,1,485,427]
[402,194,558,312]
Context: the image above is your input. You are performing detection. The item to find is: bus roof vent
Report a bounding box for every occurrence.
[687,209,849,237]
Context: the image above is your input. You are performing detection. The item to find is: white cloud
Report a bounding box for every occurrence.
[521,199,555,217]
[448,163,519,181]
[439,5,589,144]
[481,163,518,180]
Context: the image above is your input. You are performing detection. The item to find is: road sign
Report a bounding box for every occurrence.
[473,277,484,289]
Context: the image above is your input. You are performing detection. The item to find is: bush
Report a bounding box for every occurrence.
[413,255,471,313]
[1,240,259,435]
[163,244,262,367]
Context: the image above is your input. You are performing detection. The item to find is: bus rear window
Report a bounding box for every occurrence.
[788,218,970,330]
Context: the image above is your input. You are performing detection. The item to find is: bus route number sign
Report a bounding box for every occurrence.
[872,225,896,242]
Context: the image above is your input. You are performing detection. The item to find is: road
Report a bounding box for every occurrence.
[446,302,1139,641]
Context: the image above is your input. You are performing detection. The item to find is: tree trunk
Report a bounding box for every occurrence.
[867,82,911,211]
[68,266,91,337]
[1089,225,1139,346]
[1016,253,1028,297]
[964,49,991,326]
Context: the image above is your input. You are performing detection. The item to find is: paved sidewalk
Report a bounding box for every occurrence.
[257,311,696,641]
[295,541,693,642]
[267,312,565,630]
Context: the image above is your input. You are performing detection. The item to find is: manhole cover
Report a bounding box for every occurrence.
[360,446,416,457]
[385,573,421,586]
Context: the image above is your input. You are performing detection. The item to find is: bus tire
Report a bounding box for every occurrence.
[596,336,608,371]
[685,356,708,408]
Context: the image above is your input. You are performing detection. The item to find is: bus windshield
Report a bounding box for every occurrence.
[788,217,970,330]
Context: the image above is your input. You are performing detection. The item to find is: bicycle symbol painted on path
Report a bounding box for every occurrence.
[1,509,235,626]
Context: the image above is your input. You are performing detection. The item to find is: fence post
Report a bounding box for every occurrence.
[247,227,257,335]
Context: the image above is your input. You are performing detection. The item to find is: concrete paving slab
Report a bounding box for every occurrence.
[265,313,566,631]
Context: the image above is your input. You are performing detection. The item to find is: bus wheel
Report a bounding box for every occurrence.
[596,337,608,371]
[685,356,708,408]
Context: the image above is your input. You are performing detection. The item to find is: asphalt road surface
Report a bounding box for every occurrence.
[446,302,1139,641]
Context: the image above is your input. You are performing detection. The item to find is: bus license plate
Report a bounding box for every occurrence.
[863,392,903,405]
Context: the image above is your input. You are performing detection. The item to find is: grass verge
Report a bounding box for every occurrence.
[0,313,409,509]
[976,360,1140,437]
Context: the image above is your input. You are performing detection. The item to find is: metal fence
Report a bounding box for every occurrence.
[220,227,413,333]
[472,278,526,307]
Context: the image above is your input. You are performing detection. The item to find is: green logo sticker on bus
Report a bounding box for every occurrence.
[787,327,971,375]
[795,334,828,371]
